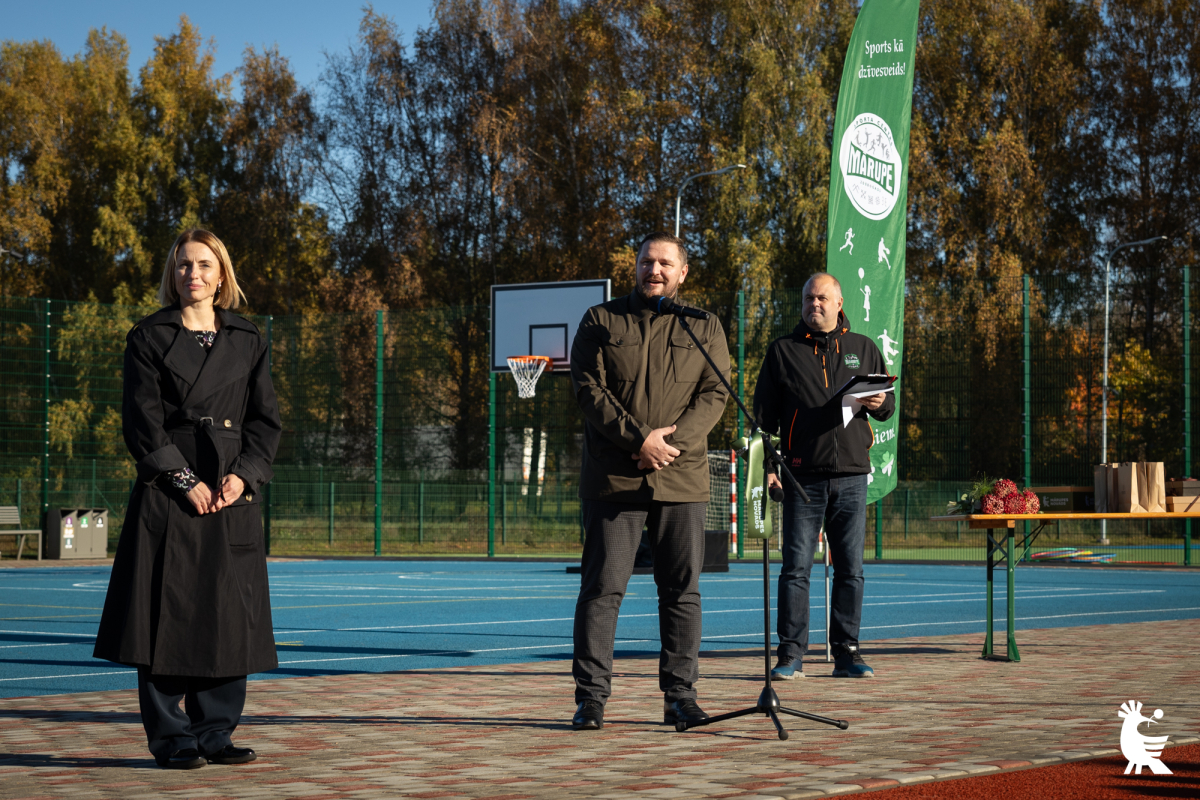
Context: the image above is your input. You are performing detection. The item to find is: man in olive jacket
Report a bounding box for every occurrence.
[568,232,730,731]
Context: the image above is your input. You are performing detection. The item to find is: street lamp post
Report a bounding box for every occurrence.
[1100,235,1167,543]
[674,164,747,238]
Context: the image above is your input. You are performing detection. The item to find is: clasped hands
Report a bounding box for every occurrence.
[185,474,246,515]
[632,425,680,471]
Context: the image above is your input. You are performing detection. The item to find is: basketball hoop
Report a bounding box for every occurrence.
[507,355,552,398]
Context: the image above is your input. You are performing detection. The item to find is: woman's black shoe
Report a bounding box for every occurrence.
[205,745,257,765]
[156,748,206,769]
[572,700,604,730]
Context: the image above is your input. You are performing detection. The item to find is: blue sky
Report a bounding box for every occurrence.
[4,1,434,91]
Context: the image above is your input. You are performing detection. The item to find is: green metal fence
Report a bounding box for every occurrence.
[1,270,1195,562]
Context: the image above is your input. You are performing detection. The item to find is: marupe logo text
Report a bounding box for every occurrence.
[839,113,903,221]
[750,486,766,533]
[844,354,860,369]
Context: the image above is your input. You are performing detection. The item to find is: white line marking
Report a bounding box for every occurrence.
[0,587,107,593]
[0,629,99,638]
[0,642,73,649]
[274,589,1165,634]
[0,670,135,683]
[276,639,650,666]
[860,606,1200,631]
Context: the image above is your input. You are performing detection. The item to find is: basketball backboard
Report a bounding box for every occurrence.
[491,280,611,372]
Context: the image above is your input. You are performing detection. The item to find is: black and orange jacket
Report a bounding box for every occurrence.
[752,311,894,476]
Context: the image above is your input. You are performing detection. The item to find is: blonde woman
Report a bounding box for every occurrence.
[94,229,281,769]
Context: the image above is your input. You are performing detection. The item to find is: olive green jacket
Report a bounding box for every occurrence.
[570,291,730,502]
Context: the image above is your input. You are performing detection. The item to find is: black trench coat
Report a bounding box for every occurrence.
[94,305,282,677]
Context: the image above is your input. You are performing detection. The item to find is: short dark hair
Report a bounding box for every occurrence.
[636,232,688,265]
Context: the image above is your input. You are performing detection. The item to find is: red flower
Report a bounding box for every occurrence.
[1023,489,1041,514]
[1004,494,1026,514]
[981,494,1005,514]
[994,478,1019,498]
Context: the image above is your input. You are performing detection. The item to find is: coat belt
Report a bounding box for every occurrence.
[165,413,243,483]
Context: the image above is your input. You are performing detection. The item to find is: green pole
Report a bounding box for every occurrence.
[1006,530,1021,662]
[375,310,383,556]
[1022,275,1032,561]
[418,473,425,545]
[904,488,909,540]
[488,372,496,558]
[737,289,746,560]
[42,298,50,521]
[328,481,335,546]
[16,479,22,525]
[91,459,96,508]
[1185,264,1192,566]
[264,316,273,555]
[875,500,883,559]
[501,483,507,546]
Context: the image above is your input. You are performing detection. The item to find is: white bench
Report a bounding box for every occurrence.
[0,506,41,560]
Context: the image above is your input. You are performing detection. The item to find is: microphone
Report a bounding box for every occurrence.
[654,296,710,320]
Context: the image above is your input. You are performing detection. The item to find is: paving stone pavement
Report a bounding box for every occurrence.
[1,619,1197,800]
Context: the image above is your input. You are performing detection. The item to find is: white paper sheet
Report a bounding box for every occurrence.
[841,387,894,428]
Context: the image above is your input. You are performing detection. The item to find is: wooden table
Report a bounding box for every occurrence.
[929,512,1200,662]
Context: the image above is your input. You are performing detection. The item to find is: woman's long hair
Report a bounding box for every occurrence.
[156,229,246,310]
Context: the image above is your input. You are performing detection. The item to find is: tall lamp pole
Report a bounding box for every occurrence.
[675,164,747,237]
[1100,235,1167,543]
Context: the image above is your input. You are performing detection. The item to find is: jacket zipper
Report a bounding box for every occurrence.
[788,409,798,452]
[825,337,837,471]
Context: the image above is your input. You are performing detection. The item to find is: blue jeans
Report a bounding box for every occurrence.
[776,473,868,662]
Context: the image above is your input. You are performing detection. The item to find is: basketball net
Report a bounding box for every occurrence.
[507,355,552,398]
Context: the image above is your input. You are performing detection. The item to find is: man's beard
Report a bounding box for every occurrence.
[638,279,678,301]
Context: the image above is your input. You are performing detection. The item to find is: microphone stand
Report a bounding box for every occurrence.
[665,306,849,739]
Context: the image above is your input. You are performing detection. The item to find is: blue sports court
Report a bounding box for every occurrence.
[2,560,1199,698]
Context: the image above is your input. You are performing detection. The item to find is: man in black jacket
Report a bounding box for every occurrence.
[753,272,894,680]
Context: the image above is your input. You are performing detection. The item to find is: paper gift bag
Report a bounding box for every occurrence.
[1113,462,1147,513]
[1093,463,1116,513]
[1138,461,1166,513]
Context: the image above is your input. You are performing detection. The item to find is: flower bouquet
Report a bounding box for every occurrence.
[946,476,1041,515]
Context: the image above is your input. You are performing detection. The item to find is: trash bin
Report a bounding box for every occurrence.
[43,508,109,559]
[80,509,109,557]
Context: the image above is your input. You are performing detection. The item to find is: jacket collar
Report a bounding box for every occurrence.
[630,289,692,319]
[629,289,653,315]
[153,303,258,407]
[138,303,259,334]
[793,310,850,343]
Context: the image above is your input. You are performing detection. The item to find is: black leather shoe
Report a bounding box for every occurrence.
[572,700,604,730]
[206,745,257,765]
[156,748,206,769]
[664,698,709,727]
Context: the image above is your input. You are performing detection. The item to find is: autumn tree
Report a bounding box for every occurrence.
[213,46,332,315]
[1089,0,1200,352]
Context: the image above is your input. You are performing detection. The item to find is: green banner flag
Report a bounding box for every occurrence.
[826,0,919,505]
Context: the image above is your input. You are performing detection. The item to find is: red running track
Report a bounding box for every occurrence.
[861,743,1199,799]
